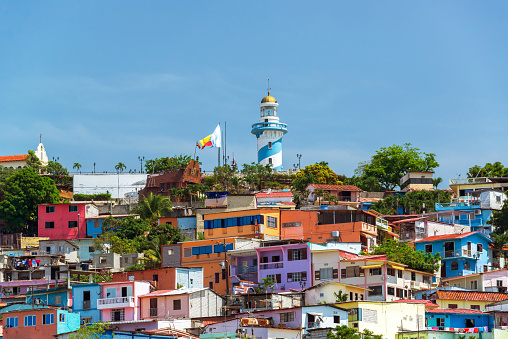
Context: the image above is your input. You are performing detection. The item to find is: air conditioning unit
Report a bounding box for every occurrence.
[331,231,340,238]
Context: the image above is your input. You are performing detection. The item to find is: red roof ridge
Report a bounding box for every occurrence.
[414,231,484,243]
[0,154,27,162]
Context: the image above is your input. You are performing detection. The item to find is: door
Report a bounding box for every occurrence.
[106,288,116,298]
[441,262,446,278]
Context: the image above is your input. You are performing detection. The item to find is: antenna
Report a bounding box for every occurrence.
[40,134,42,143]
[267,78,271,95]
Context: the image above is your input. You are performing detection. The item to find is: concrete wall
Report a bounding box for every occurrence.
[162,244,181,268]
[73,173,148,199]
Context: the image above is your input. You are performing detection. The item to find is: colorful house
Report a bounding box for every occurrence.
[256,241,311,292]
[2,307,80,339]
[38,203,99,239]
[138,287,224,319]
[304,281,370,305]
[442,268,508,292]
[414,232,492,279]
[425,309,493,332]
[98,281,151,322]
[71,283,102,324]
[306,184,362,204]
[428,290,508,311]
[112,267,203,291]
[86,214,134,238]
[26,286,71,308]
[338,255,433,301]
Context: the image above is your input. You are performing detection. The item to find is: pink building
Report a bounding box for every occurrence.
[98,281,151,322]
[38,203,98,239]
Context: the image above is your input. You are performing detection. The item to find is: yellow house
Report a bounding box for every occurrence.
[335,301,425,339]
[305,281,370,305]
[430,290,508,311]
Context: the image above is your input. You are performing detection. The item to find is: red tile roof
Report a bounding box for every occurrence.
[426,308,487,314]
[338,250,359,259]
[0,154,27,162]
[307,184,362,192]
[392,217,426,224]
[414,232,481,243]
[434,290,508,302]
[256,192,293,198]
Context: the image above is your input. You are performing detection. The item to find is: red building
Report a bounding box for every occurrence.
[38,203,97,239]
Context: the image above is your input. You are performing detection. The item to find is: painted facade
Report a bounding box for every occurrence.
[98,281,151,322]
[429,290,508,311]
[425,309,492,332]
[442,268,508,292]
[71,283,102,324]
[415,232,492,279]
[26,287,71,308]
[38,203,98,239]
[112,267,203,291]
[305,281,369,305]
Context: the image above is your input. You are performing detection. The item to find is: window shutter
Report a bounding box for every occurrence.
[276,274,281,284]
[302,249,307,260]
[302,271,307,281]
[288,249,293,261]
[341,269,346,279]
[333,269,339,279]
[315,271,320,281]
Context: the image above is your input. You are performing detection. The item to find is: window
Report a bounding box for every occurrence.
[320,268,333,280]
[43,313,54,325]
[167,249,174,255]
[411,272,416,281]
[94,221,100,228]
[497,280,503,287]
[368,285,383,296]
[173,299,181,310]
[465,319,475,327]
[5,317,18,328]
[396,288,404,298]
[68,221,78,228]
[334,315,340,323]
[266,274,276,282]
[266,216,277,229]
[436,318,445,327]
[387,287,395,296]
[69,205,78,212]
[289,249,307,261]
[111,309,124,322]
[46,206,55,213]
[280,312,295,322]
[24,315,36,326]
[89,246,94,253]
[58,246,64,252]
[348,308,361,322]
[292,272,302,282]
[470,305,480,310]
[54,296,62,304]
[268,158,272,165]
[387,268,395,276]
[45,222,55,229]
[477,244,483,252]
[397,270,403,278]
[282,222,301,228]
[153,274,159,282]
[471,280,478,290]
[425,244,433,253]
[150,298,158,317]
[268,142,272,149]
[448,304,458,309]
[423,276,431,284]
[370,268,381,276]
[183,248,192,257]
[344,266,361,278]
[215,272,220,284]
[451,261,459,271]
[464,261,470,270]
[100,257,107,264]
[222,268,226,280]
[272,255,280,262]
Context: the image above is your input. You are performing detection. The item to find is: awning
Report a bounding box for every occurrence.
[361,264,382,269]
[390,265,405,270]
[307,312,323,317]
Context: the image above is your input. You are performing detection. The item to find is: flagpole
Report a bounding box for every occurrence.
[225,120,227,166]
[218,123,221,167]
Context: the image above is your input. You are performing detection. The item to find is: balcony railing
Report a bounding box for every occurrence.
[260,263,283,270]
[308,322,318,329]
[234,266,257,274]
[150,308,158,317]
[97,296,134,309]
[251,122,288,134]
[449,177,490,185]
[83,300,91,310]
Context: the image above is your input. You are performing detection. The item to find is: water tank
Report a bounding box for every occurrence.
[332,231,340,238]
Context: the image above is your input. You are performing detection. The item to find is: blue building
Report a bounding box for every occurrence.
[26,286,71,308]
[251,89,288,171]
[415,232,492,279]
[86,215,132,238]
[71,283,102,324]
[425,309,493,332]
[435,201,493,235]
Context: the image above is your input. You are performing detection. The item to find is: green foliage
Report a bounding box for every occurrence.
[69,321,112,339]
[292,163,342,191]
[468,162,508,178]
[73,193,112,201]
[256,277,275,293]
[334,290,348,302]
[369,239,441,273]
[145,154,192,174]
[45,160,69,176]
[26,150,42,171]
[489,199,508,235]
[0,166,20,185]
[361,143,439,190]
[0,168,60,234]
[213,164,239,192]
[197,232,205,240]
[433,177,443,189]
[73,163,82,173]
[491,232,508,259]
[71,272,112,283]
[327,325,383,339]
[114,162,126,173]
[131,192,172,223]
[370,190,453,215]
[241,162,273,191]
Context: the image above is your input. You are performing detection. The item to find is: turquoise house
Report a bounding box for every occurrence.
[26,286,71,307]
[72,283,102,324]
[425,309,493,331]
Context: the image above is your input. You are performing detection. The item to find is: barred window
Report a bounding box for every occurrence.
[282,222,301,228]
[267,216,277,228]
[280,312,295,322]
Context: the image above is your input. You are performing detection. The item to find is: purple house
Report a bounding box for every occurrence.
[256,242,311,292]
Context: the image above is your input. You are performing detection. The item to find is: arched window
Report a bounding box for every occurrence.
[464,261,470,270]
[451,261,459,271]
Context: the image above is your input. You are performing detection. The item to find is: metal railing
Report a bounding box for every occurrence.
[83,300,91,310]
[234,266,257,274]
[150,308,158,317]
[260,263,283,270]
[97,296,134,306]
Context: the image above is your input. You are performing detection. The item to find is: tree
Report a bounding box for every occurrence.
[45,160,69,176]
[26,150,42,171]
[138,234,170,269]
[370,190,452,215]
[0,168,60,234]
[292,163,342,192]
[241,162,273,191]
[73,163,82,173]
[144,154,192,174]
[468,162,508,178]
[131,193,172,224]
[345,161,384,192]
[257,276,275,293]
[489,199,508,235]
[114,162,126,173]
[369,239,441,273]
[361,143,439,190]
[327,325,383,339]
[491,232,508,262]
[213,164,237,192]
[334,290,348,302]
[69,321,111,339]
[433,177,443,189]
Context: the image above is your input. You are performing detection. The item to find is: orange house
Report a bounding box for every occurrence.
[203,209,281,240]
[280,209,378,251]
[162,237,261,295]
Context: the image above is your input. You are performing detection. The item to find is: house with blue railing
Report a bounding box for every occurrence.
[26,286,71,308]
[71,283,102,324]
[414,232,492,279]
[425,309,493,332]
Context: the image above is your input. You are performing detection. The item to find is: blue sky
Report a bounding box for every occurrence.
[1,2,507,183]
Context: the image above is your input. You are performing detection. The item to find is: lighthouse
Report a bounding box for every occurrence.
[251,88,288,171]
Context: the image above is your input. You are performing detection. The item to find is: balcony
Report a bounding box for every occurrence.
[260,263,283,270]
[83,300,91,310]
[308,322,319,329]
[251,122,288,135]
[97,296,134,310]
[150,308,158,317]
[449,177,490,185]
[234,266,257,274]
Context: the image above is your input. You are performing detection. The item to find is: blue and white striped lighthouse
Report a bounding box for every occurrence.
[251,89,288,171]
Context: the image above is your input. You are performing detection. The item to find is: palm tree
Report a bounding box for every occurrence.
[115,162,126,173]
[433,177,443,189]
[334,290,348,302]
[315,189,325,205]
[138,234,168,269]
[73,163,82,173]
[491,232,508,268]
[131,192,172,224]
